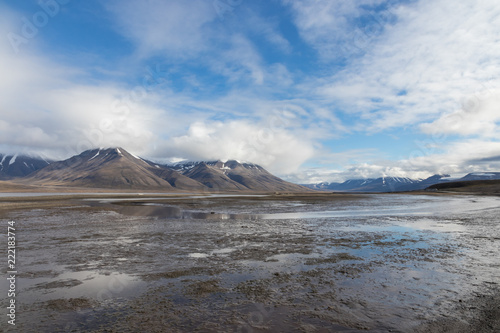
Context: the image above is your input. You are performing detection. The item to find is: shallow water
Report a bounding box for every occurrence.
[1,194,499,332]
[100,193,500,219]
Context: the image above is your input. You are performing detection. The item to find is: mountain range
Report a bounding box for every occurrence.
[302,173,500,192]
[2,147,500,193]
[5,148,309,192]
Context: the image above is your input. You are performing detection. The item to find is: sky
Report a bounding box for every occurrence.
[1,0,500,183]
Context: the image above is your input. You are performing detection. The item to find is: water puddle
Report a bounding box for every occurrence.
[188,253,210,258]
[0,269,146,306]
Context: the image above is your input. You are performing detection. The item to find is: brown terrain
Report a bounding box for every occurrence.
[8,147,311,193]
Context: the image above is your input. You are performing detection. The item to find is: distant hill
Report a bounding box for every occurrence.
[459,172,500,181]
[304,172,500,193]
[334,177,421,192]
[302,174,500,192]
[304,181,342,191]
[302,175,449,192]
[0,154,51,180]
[427,179,500,194]
[12,148,310,192]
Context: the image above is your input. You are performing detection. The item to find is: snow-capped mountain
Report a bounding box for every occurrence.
[459,172,500,181]
[0,153,51,180]
[304,181,341,191]
[333,177,422,192]
[303,174,453,192]
[168,160,309,192]
[20,148,203,190]
[169,160,261,172]
[12,148,310,192]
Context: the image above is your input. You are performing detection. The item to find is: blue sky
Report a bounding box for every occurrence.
[1,0,500,183]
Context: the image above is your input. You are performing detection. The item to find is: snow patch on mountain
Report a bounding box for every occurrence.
[89,150,100,161]
[9,154,17,165]
[130,152,141,160]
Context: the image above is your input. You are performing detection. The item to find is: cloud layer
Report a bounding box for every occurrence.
[2,0,500,181]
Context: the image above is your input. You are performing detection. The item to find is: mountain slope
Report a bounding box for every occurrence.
[182,163,249,191]
[170,160,312,192]
[224,160,311,192]
[20,148,184,189]
[0,154,51,180]
[148,166,207,191]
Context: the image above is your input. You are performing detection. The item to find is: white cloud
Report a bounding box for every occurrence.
[0,9,319,174]
[211,34,266,85]
[157,120,316,174]
[278,0,500,181]
[420,90,500,138]
[244,10,291,53]
[285,0,387,60]
[107,1,292,89]
[106,0,217,58]
[399,138,500,174]
[0,14,164,159]
[285,162,434,184]
[289,137,500,183]
[0,10,319,174]
[289,0,500,133]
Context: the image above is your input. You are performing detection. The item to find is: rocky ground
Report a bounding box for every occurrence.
[0,193,499,332]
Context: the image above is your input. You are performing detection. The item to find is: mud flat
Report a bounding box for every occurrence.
[0,193,499,332]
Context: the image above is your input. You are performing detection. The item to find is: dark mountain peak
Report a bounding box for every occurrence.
[82,147,129,158]
[225,160,265,172]
[167,159,309,192]
[169,160,216,172]
[73,147,151,167]
[0,153,51,180]
[20,147,178,189]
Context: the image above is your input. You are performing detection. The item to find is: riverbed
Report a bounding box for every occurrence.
[0,193,499,332]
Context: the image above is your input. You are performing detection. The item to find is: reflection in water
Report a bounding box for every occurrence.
[113,203,262,220]
[109,193,500,222]
[1,269,145,305]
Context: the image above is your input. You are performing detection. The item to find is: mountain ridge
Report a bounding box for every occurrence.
[20,148,178,189]
[11,148,311,192]
[0,153,51,180]
[303,173,500,192]
[168,160,308,192]
[303,172,484,193]
[7,147,499,193]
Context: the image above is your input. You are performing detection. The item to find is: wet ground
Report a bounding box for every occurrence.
[1,193,499,332]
